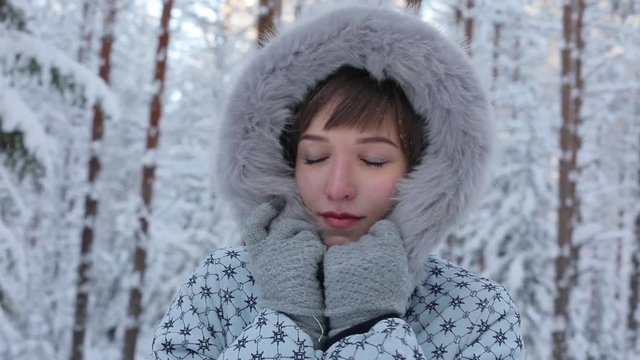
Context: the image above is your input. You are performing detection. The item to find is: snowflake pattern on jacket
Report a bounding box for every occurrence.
[152,247,524,359]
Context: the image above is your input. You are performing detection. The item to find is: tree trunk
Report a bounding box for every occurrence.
[629,215,640,348]
[69,1,117,360]
[294,0,303,19]
[629,134,640,350]
[257,0,280,47]
[77,0,95,63]
[443,0,476,268]
[454,0,474,56]
[491,21,502,90]
[121,1,173,359]
[615,170,627,341]
[512,36,521,83]
[406,0,421,13]
[553,1,585,359]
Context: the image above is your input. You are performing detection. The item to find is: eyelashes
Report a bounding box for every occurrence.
[362,159,386,168]
[304,157,327,165]
[303,156,387,168]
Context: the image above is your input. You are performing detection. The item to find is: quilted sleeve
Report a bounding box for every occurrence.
[219,309,321,359]
[404,259,525,360]
[457,285,524,359]
[323,318,427,360]
[152,251,234,359]
[152,247,322,360]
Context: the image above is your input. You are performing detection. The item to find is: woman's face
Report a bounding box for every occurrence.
[295,104,408,246]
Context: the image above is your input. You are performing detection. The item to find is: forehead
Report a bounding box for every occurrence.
[305,103,400,140]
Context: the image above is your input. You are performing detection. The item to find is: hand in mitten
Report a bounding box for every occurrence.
[323,219,413,338]
[243,199,327,345]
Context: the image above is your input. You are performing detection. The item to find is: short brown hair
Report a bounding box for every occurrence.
[281,66,426,170]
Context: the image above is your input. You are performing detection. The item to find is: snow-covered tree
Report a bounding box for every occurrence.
[0,0,118,358]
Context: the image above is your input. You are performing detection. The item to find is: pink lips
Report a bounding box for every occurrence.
[321,211,364,229]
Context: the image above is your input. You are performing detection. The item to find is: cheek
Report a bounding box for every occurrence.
[365,178,400,212]
[385,181,398,198]
[295,169,318,206]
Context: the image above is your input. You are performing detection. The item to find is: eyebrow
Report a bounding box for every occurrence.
[299,134,399,149]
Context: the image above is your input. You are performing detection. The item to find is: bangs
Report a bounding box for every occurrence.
[282,66,426,169]
[298,67,399,134]
[322,77,397,133]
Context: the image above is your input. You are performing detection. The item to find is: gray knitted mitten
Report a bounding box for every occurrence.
[243,200,327,345]
[323,219,413,338]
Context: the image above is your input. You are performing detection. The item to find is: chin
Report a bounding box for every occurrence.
[322,234,357,247]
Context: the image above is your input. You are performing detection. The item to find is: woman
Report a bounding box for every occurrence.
[153,3,524,359]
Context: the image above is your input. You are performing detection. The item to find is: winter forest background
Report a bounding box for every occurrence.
[0,0,639,359]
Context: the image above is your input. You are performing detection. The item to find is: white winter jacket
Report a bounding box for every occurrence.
[152,247,523,359]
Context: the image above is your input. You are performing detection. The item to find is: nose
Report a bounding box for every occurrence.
[325,158,357,201]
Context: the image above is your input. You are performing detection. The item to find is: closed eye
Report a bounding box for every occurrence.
[304,157,327,165]
[361,159,387,168]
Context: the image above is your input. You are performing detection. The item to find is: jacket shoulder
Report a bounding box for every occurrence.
[193,246,256,305]
[201,246,251,268]
[183,246,253,289]
[421,257,511,292]
[406,257,523,355]
[413,256,519,315]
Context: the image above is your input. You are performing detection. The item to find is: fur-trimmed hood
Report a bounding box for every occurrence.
[216,1,492,282]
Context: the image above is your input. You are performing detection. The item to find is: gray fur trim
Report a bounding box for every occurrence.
[216,2,492,284]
